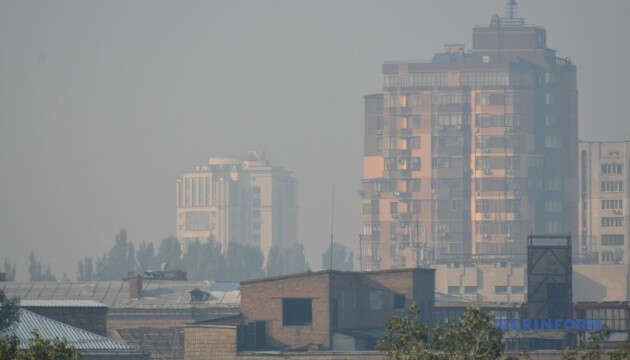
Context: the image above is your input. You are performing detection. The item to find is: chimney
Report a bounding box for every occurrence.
[128,272,143,299]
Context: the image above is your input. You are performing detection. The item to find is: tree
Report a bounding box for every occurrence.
[377,304,440,360]
[225,242,263,282]
[182,238,224,280]
[2,260,16,281]
[266,243,309,277]
[266,246,285,277]
[28,252,56,281]
[321,243,354,271]
[378,306,503,360]
[136,242,158,271]
[438,307,502,360]
[0,289,19,332]
[0,331,81,360]
[156,236,183,271]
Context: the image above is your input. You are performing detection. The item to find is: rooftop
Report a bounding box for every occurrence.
[1,281,240,309]
[240,268,434,285]
[2,309,136,352]
[20,299,107,308]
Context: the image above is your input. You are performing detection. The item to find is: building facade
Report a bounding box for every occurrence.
[360,1,578,270]
[176,152,298,262]
[578,141,630,265]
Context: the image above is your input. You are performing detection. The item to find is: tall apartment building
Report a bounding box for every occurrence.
[360,1,578,271]
[176,152,298,263]
[579,141,630,265]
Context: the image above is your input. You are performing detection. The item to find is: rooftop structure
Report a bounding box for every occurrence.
[1,309,148,359]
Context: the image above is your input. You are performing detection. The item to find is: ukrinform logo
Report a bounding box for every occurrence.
[495,319,601,331]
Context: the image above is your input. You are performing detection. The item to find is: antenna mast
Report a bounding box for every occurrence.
[329,185,335,271]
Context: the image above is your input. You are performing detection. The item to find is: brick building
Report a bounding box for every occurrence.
[184,268,434,359]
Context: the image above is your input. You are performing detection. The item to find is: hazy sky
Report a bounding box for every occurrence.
[1,0,629,280]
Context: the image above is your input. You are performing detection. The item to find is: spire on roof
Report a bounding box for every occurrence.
[505,0,518,19]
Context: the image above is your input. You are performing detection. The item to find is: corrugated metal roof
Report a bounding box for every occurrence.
[20,299,107,308]
[2,309,134,351]
[1,281,240,309]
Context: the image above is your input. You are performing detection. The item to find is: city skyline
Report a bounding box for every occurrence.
[1,0,629,280]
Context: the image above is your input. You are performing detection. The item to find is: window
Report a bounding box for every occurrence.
[602,235,624,246]
[410,137,421,149]
[464,286,477,294]
[544,200,562,213]
[369,290,384,311]
[545,114,557,127]
[390,202,398,216]
[476,93,514,106]
[410,157,421,170]
[282,298,312,326]
[511,286,525,294]
[390,222,399,240]
[601,217,623,227]
[602,200,623,209]
[544,136,563,149]
[495,286,508,294]
[448,286,460,295]
[545,220,562,233]
[394,294,406,309]
[601,182,624,193]
[601,163,623,175]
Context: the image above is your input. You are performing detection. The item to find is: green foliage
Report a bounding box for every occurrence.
[0,331,81,360]
[183,238,225,280]
[439,307,503,360]
[561,328,630,360]
[377,304,441,360]
[321,243,354,271]
[378,305,503,360]
[0,289,20,332]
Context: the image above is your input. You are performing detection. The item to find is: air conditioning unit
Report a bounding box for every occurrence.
[483,213,491,219]
[484,169,493,175]
[475,128,480,133]
[476,192,481,197]
[485,148,492,153]
[394,192,400,196]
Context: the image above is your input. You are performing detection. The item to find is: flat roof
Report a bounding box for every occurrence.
[240,267,434,286]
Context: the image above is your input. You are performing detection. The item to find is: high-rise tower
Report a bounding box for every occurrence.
[360,1,578,270]
[176,152,298,264]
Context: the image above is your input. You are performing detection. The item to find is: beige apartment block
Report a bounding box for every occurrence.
[176,152,297,263]
[360,2,577,271]
[578,141,630,265]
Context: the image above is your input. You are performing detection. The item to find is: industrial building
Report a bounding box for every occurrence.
[2,279,240,360]
[176,152,298,264]
[360,0,578,270]
[184,268,435,359]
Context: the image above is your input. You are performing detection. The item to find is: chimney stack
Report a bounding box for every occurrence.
[128,272,143,299]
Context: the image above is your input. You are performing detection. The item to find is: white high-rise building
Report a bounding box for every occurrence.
[176,152,298,264]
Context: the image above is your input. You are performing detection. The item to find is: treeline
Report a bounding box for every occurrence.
[77,229,312,282]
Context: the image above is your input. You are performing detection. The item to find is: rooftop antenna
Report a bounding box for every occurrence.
[505,0,518,19]
[329,185,335,271]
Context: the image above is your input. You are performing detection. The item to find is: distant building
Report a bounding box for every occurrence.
[176,152,298,263]
[578,140,630,265]
[360,0,578,270]
[1,308,148,360]
[184,268,435,359]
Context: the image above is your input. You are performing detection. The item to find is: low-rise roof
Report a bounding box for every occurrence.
[20,299,107,308]
[2,309,135,352]
[1,281,240,309]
